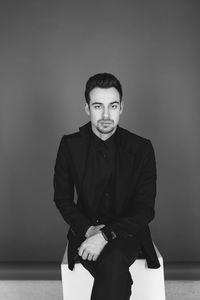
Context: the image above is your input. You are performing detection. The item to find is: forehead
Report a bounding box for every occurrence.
[89,87,120,104]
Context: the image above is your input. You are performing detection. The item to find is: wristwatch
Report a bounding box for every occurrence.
[100,227,117,241]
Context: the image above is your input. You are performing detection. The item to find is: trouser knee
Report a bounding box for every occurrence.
[96,248,132,283]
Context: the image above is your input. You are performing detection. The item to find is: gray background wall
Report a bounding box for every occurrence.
[0,0,199,263]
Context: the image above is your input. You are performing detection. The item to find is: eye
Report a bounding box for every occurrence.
[111,104,118,109]
[94,105,101,110]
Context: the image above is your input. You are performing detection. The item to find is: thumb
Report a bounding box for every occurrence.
[96,224,105,229]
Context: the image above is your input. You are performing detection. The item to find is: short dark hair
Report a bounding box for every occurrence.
[84,73,123,104]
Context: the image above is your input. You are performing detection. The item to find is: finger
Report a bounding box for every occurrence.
[78,245,85,257]
[92,254,98,261]
[95,224,105,229]
[82,249,89,260]
[89,230,100,237]
[100,224,105,228]
[87,253,94,261]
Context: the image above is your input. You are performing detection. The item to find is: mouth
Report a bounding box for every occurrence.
[101,121,112,124]
[101,123,112,127]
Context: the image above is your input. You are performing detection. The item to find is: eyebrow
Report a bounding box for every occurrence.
[91,101,120,106]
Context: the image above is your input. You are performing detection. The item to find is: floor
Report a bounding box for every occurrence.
[0,280,199,300]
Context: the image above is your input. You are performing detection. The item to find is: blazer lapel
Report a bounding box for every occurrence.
[113,126,135,215]
[67,122,98,219]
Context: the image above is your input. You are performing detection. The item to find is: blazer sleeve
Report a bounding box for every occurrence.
[107,139,157,238]
[53,136,92,237]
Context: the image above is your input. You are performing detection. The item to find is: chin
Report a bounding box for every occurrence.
[97,125,115,134]
[99,129,114,134]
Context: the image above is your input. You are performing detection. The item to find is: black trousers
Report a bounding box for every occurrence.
[78,236,141,300]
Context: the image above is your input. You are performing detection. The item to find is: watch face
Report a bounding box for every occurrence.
[101,228,116,241]
[104,230,113,241]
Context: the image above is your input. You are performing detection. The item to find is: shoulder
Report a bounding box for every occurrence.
[119,126,153,151]
[59,130,80,145]
[119,127,156,168]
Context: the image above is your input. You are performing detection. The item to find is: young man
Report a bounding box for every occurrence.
[53,73,160,300]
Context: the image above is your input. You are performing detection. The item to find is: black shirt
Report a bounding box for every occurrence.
[82,124,117,228]
[91,127,117,224]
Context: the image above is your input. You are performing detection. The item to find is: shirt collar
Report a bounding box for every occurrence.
[90,124,117,151]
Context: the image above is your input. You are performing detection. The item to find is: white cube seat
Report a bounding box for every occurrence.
[61,241,166,300]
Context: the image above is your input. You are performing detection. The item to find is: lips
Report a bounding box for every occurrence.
[101,123,111,127]
[101,121,112,124]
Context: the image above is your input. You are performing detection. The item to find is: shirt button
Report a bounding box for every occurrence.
[105,192,109,197]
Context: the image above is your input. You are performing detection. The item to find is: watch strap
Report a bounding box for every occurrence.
[100,227,117,241]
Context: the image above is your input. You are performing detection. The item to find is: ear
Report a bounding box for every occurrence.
[119,100,124,115]
[84,102,90,116]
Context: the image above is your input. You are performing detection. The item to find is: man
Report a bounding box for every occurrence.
[53,73,160,300]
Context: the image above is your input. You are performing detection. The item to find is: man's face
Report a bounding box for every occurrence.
[84,87,124,137]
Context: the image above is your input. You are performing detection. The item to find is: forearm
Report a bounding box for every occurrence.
[106,207,155,238]
[54,196,92,237]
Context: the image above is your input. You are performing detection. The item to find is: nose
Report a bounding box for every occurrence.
[102,107,110,119]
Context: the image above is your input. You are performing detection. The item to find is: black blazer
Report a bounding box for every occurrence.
[53,121,160,270]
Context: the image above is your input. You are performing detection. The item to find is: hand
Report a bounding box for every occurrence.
[78,232,107,261]
[85,224,105,238]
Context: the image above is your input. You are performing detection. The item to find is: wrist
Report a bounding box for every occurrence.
[99,231,108,242]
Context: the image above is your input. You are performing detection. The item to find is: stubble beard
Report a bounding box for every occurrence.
[96,120,115,134]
